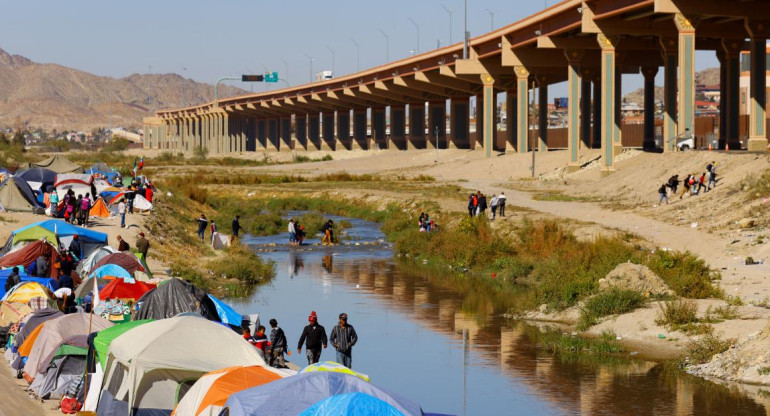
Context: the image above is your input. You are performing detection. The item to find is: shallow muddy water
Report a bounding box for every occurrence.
[231,214,768,415]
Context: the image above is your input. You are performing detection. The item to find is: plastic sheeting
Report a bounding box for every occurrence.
[134,279,220,322]
[208,295,242,327]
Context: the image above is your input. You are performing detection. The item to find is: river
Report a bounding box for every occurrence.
[230,214,768,415]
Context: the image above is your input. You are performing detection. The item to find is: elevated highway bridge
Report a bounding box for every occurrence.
[145,0,770,170]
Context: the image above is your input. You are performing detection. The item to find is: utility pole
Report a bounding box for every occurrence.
[440,4,453,44]
[408,17,420,54]
[463,0,469,59]
[351,38,360,72]
[303,53,315,83]
[485,9,495,30]
[378,28,390,63]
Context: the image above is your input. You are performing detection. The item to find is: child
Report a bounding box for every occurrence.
[254,325,270,358]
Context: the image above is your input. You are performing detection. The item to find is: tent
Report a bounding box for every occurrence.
[90,319,154,371]
[221,372,424,416]
[24,313,113,381]
[18,321,46,357]
[212,233,230,250]
[89,197,111,218]
[90,163,112,174]
[90,264,133,280]
[76,246,117,278]
[134,279,219,322]
[2,282,55,303]
[15,168,57,190]
[0,176,42,212]
[74,276,109,299]
[300,392,405,416]
[99,279,156,302]
[13,308,63,352]
[97,316,265,416]
[0,239,60,278]
[8,219,108,258]
[32,156,82,174]
[0,276,57,300]
[299,361,370,382]
[172,366,289,416]
[93,179,113,194]
[29,335,88,399]
[54,173,94,200]
[208,295,243,327]
[106,191,126,205]
[0,301,31,326]
[93,252,145,274]
[132,194,153,211]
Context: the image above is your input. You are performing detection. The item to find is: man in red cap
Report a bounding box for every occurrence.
[297,311,327,365]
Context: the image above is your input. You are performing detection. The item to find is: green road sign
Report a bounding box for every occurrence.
[264,72,279,83]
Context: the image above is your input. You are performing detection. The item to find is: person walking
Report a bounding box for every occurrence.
[49,189,59,217]
[658,183,669,205]
[667,175,680,194]
[125,186,136,214]
[321,220,334,245]
[232,215,242,238]
[268,318,288,368]
[498,192,507,217]
[297,311,328,365]
[196,214,208,242]
[36,254,49,277]
[707,162,718,190]
[210,221,218,245]
[329,313,358,369]
[117,235,130,252]
[68,235,81,260]
[680,175,691,199]
[489,194,499,220]
[79,193,91,226]
[697,173,707,194]
[288,219,297,246]
[467,194,475,218]
[136,232,150,263]
[478,193,488,217]
[118,198,127,228]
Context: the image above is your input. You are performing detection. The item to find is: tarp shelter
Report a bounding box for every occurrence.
[99,279,156,302]
[25,313,113,380]
[0,301,31,326]
[15,168,57,190]
[212,233,229,250]
[32,156,82,174]
[172,366,289,416]
[2,282,55,303]
[90,163,111,174]
[0,239,59,278]
[8,219,108,259]
[222,372,424,416]
[93,252,145,275]
[0,176,42,212]
[300,392,406,416]
[93,179,112,194]
[76,246,116,278]
[208,295,242,327]
[299,361,370,382]
[89,197,111,218]
[97,316,265,416]
[74,276,109,299]
[29,335,88,399]
[90,264,132,281]
[132,194,152,211]
[134,279,219,322]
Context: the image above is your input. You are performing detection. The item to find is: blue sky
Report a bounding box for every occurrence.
[1,0,719,95]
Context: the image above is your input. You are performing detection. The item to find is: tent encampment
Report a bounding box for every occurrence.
[99,279,155,302]
[172,366,290,416]
[0,177,43,212]
[97,316,265,416]
[134,279,219,322]
[24,313,113,381]
[32,156,82,174]
[7,219,108,259]
[221,372,424,416]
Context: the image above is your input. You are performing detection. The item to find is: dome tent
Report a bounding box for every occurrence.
[134,279,219,322]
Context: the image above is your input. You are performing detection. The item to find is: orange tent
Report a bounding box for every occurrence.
[18,322,46,357]
[172,366,285,416]
[90,198,110,218]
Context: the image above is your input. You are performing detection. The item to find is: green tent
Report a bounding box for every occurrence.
[54,344,87,357]
[32,155,83,174]
[93,319,154,370]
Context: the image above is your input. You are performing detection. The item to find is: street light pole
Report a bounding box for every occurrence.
[408,17,420,54]
[302,53,315,83]
[440,4,453,44]
[463,0,469,59]
[485,9,495,30]
[351,38,360,72]
[326,45,335,75]
[280,59,289,86]
[378,28,390,63]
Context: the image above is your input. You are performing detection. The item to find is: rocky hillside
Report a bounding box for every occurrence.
[0,46,246,131]
[623,67,719,105]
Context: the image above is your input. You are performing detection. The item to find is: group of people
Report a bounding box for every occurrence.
[195,214,220,243]
[244,311,358,369]
[657,161,719,205]
[418,213,435,233]
[288,219,307,246]
[467,191,507,219]
[48,189,92,227]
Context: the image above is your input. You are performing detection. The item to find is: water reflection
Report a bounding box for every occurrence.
[238,223,769,415]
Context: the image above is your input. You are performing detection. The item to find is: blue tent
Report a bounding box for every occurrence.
[15,168,57,187]
[222,372,424,416]
[300,393,405,416]
[90,264,133,282]
[12,219,108,246]
[208,295,243,326]
[0,268,57,298]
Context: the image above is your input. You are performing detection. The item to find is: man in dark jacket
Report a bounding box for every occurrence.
[68,235,81,260]
[297,311,327,365]
[232,215,242,238]
[268,318,288,368]
[4,267,21,293]
[329,312,358,369]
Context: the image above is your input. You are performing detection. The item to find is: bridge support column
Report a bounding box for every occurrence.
[613,55,623,157]
[221,113,229,155]
[353,109,368,150]
[480,74,495,157]
[450,98,470,149]
[592,76,602,149]
[537,76,549,154]
[267,118,279,151]
[296,114,308,150]
[723,40,742,150]
[642,66,659,151]
[598,34,618,171]
[515,66,530,153]
[372,107,386,149]
[280,116,292,151]
[336,111,351,150]
[428,101,446,150]
[505,91,516,151]
[408,103,425,150]
[675,14,697,152]
[580,71,593,149]
[308,114,321,150]
[747,21,770,151]
[566,50,583,170]
[661,37,677,153]
[321,113,335,150]
[256,119,266,150]
[391,105,406,150]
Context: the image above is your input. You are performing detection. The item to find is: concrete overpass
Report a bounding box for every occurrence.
[145,0,770,171]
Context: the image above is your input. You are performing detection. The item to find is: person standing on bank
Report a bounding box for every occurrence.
[268,318,288,368]
[297,311,327,365]
[497,192,507,217]
[232,215,242,238]
[330,313,358,368]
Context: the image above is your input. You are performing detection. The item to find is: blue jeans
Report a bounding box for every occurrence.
[120,212,126,227]
[336,350,352,368]
[658,193,668,205]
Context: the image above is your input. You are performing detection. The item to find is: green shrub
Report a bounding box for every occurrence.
[578,289,646,330]
[207,245,275,285]
[193,145,209,159]
[687,334,734,364]
[542,330,624,356]
[656,299,698,328]
[492,257,534,282]
[647,251,722,299]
